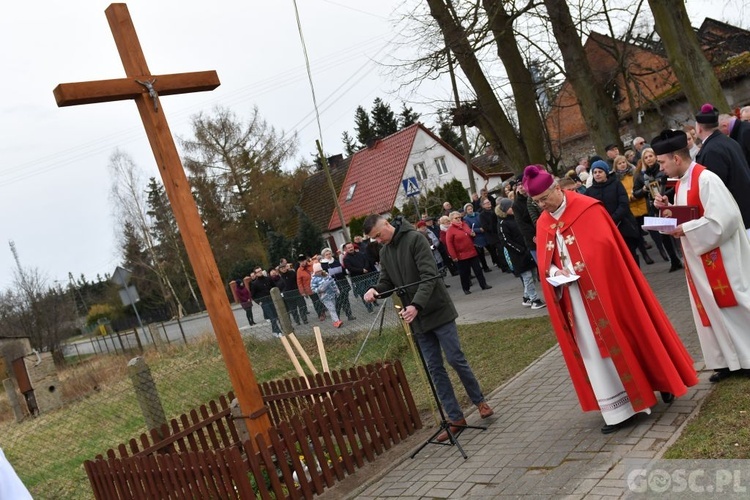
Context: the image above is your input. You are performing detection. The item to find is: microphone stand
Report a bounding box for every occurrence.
[377,272,486,459]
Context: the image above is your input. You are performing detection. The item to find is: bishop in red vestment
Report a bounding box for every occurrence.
[523,165,698,434]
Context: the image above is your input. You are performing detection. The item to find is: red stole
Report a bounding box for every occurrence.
[676,164,738,326]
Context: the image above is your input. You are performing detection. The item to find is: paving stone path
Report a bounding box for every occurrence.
[347,257,711,499]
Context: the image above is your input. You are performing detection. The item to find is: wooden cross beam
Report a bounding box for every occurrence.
[53,3,271,439]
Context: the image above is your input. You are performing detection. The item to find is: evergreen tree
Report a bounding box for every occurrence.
[370,97,399,138]
[399,103,420,128]
[121,221,168,322]
[267,230,293,267]
[146,177,202,313]
[294,210,324,259]
[353,106,374,147]
[436,110,463,155]
[342,131,357,156]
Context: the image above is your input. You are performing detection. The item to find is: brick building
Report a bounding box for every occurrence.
[546,18,750,166]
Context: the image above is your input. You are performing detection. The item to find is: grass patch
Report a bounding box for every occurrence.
[664,376,750,459]
[1,316,555,499]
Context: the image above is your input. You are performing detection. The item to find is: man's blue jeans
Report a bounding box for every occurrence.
[414,321,484,422]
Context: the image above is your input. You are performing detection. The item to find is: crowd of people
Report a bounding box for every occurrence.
[228,242,381,333]
[223,102,750,438]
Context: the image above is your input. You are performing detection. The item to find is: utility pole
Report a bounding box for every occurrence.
[446,46,477,195]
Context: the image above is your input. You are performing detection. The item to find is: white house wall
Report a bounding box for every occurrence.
[393,129,486,210]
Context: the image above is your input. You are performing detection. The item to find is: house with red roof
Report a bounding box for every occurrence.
[323,122,488,247]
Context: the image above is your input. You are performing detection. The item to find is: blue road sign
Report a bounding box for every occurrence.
[402,177,420,197]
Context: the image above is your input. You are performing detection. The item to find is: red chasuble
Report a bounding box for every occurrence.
[536,191,698,412]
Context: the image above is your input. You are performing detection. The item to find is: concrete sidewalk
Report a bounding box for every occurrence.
[345,257,710,499]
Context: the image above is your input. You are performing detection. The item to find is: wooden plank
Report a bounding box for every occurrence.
[209,399,233,449]
[280,334,307,378]
[279,421,313,498]
[194,448,222,499]
[53,71,220,106]
[314,326,329,372]
[289,332,319,375]
[189,408,211,452]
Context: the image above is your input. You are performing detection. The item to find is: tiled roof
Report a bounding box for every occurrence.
[296,156,351,233]
[327,124,420,230]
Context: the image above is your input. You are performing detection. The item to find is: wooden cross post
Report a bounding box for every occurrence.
[53,3,271,439]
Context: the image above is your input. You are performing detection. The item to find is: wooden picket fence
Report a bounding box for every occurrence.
[84,360,421,499]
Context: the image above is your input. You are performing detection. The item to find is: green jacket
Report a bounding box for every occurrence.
[374,217,457,334]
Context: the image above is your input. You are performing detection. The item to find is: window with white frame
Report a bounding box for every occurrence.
[345,183,357,201]
[434,156,448,175]
[414,162,427,181]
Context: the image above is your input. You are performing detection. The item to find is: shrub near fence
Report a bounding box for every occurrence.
[84,361,421,499]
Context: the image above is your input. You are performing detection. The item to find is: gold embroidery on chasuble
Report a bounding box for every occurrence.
[621,372,633,383]
[712,280,730,296]
[574,261,585,273]
[585,290,598,301]
[546,240,555,251]
[564,234,576,246]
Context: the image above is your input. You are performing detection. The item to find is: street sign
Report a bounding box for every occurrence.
[402,177,420,197]
[111,266,131,287]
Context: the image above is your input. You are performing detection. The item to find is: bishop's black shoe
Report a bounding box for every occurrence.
[601,414,638,434]
[660,392,675,404]
[709,368,731,383]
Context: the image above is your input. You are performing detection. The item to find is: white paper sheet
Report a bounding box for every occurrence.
[546,274,581,287]
[642,216,677,232]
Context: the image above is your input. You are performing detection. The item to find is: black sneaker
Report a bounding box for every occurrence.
[531,299,546,310]
[522,297,532,307]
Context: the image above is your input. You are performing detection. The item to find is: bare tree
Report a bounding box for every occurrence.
[648,0,729,111]
[541,0,623,152]
[482,0,547,164]
[0,241,76,356]
[109,150,186,318]
[425,0,530,169]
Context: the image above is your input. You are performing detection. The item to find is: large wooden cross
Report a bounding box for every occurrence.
[53,3,271,438]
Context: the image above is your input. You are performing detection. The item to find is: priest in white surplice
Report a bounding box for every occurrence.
[653,129,750,383]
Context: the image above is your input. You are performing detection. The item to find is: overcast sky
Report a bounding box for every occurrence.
[0,0,741,292]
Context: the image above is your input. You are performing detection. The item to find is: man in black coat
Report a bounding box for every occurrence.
[250,266,282,336]
[478,197,509,272]
[343,242,376,313]
[720,113,750,168]
[278,263,308,325]
[695,104,750,230]
[513,182,537,262]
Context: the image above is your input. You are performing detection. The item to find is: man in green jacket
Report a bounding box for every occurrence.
[363,214,493,441]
